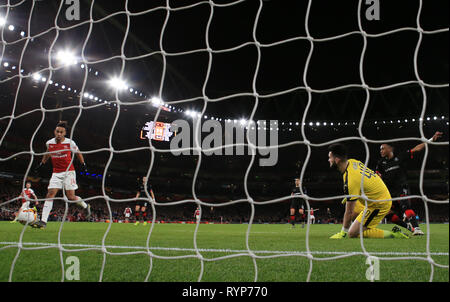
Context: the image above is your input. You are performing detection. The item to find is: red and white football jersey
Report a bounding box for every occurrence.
[124,208,132,214]
[21,188,35,203]
[46,138,79,173]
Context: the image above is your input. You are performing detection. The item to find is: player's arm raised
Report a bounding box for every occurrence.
[410,131,443,153]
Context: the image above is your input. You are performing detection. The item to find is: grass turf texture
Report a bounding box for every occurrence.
[0,222,448,282]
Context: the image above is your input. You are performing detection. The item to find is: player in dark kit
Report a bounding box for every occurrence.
[376,131,443,236]
[134,176,155,226]
[289,177,308,228]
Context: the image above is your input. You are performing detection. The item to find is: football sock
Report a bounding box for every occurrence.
[362,228,392,239]
[41,200,53,223]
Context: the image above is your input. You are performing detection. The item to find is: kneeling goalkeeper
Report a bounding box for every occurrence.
[327,143,408,239]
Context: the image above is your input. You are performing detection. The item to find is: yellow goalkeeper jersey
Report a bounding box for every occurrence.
[343,159,392,209]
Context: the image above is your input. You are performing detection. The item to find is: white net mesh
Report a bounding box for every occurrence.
[0,0,448,283]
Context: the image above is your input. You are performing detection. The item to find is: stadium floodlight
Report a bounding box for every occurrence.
[56,50,77,65]
[316,122,320,126]
[3,62,8,67]
[309,122,313,126]
[151,96,162,106]
[108,77,128,91]
[240,119,247,126]
[0,16,6,27]
[41,77,46,82]
[433,116,437,120]
[8,24,14,31]
[32,73,41,81]
[20,31,25,37]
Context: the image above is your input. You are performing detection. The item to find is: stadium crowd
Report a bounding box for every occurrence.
[1,178,448,224]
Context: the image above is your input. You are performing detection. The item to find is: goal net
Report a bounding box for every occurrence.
[0,0,448,283]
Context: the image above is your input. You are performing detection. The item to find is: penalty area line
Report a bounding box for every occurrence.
[0,241,448,256]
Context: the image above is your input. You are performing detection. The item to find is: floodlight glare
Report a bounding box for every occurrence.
[32,73,41,81]
[56,50,77,65]
[151,97,163,106]
[108,77,128,90]
[8,24,14,31]
[0,17,6,26]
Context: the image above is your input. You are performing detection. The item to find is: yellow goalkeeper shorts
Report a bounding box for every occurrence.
[353,201,391,229]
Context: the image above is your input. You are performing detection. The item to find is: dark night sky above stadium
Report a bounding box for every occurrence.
[1,0,448,120]
[0,0,448,152]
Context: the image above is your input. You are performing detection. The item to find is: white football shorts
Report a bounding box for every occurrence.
[48,171,78,190]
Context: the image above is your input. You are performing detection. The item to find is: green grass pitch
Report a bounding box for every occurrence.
[0,222,448,282]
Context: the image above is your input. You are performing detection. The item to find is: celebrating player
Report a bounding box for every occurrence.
[30,121,91,229]
[309,208,319,224]
[11,181,39,223]
[289,177,308,228]
[124,206,132,223]
[376,131,443,236]
[134,176,155,226]
[327,143,409,239]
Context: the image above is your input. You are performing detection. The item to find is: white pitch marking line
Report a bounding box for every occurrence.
[0,242,448,256]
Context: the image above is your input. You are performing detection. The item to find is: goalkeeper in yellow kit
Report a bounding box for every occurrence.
[327,143,409,239]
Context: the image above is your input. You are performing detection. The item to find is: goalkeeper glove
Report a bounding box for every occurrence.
[341,198,347,204]
[330,230,348,239]
[80,162,88,173]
